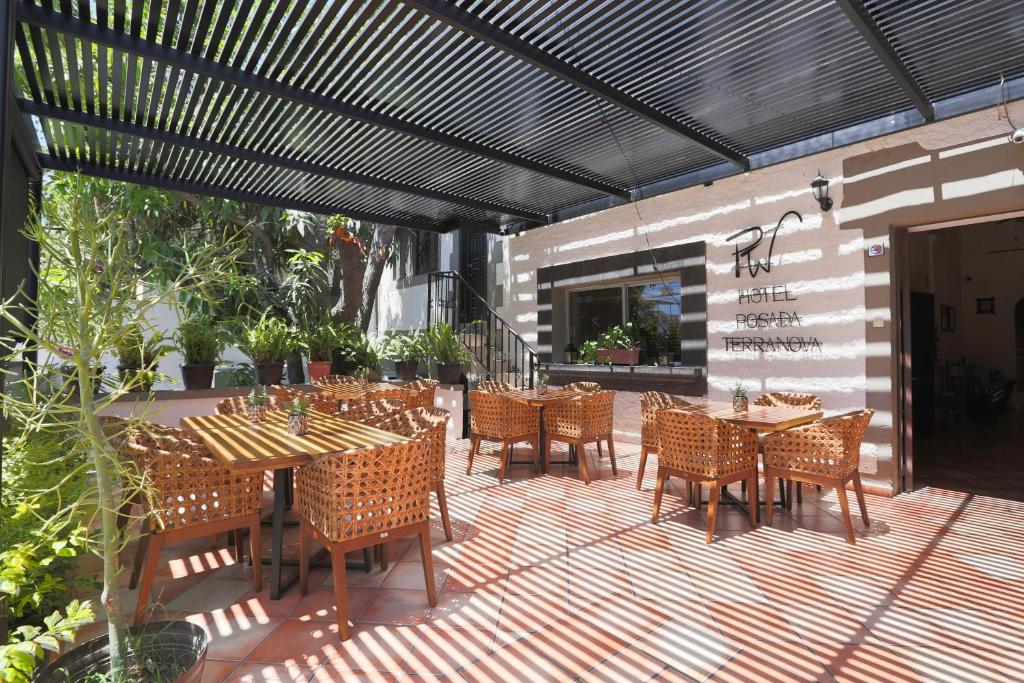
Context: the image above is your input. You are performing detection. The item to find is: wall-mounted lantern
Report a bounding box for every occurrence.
[810,172,833,212]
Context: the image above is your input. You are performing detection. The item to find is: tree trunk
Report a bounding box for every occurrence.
[356,226,397,331]
[332,239,366,324]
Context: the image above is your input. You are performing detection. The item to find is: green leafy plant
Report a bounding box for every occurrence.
[113,324,144,368]
[596,323,639,350]
[537,373,550,387]
[732,383,748,398]
[576,340,598,365]
[302,317,341,362]
[0,599,95,682]
[174,315,224,365]
[427,322,471,366]
[288,396,310,417]
[342,330,381,372]
[380,330,428,363]
[239,313,294,364]
[247,385,269,408]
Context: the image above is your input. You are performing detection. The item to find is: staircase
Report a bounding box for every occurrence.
[426,271,536,390]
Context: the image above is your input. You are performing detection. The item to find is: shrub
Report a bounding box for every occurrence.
[175,315,224,365]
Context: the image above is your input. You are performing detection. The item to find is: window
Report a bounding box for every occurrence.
[396,229,439,279]
[567,277,682,364]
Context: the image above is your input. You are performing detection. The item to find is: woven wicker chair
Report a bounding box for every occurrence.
[653,409,758,543]
[316,375,357,385]
[123,430,263,623]
[637,392,692,490]
[565,381,601,392]
[754,392,822,411]
[341,398,406,423]
[404,379,439,410]
[215,395,281,415]
[467,390,540,482]
[477,379,514,393]
[296,438,436,640]
[269,385,340,414]
[365,408,453,541]
[543,390,616,485]
[762,409,874,544]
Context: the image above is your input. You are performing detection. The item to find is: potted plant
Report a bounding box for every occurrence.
[287,396,310,436]
[348,331,382,380]
[302,317,340,383]
[247,385,270,423]
[175,315,225,390]
[0,175,238,681]
[595,323,640,365]
[537,372,550,395]
[428,322,471,385]
[381,329,427,380]
[353,366,371,391]
[239,313,294,386]
[732,383,749,413]
[116,327,170,393]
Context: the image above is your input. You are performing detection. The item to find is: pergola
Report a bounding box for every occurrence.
[0,0,1022,258]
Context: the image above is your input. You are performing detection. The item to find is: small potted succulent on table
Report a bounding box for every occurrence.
[247,385,270,423]
[537,372,550,395]
[732,383,749,413]
[288,396,311,436]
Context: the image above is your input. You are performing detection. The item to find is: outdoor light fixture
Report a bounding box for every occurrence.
[811,172,832,212]
[564,343,578,364]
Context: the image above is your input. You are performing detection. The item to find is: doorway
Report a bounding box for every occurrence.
[902,218,1024,500]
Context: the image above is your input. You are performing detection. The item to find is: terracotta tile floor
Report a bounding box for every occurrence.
[110,439,1024,682]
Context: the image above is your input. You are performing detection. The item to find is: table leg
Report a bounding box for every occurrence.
[270,468,287,600]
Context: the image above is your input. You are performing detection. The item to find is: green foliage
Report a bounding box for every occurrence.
[576,340,599,364]
[427,322,471,366]
[341,330,381,372]
[247,385,269,407]
[732,383,748,398]
[596,323,639,350]
[174,315,225,365]
[281,249,331,330]
[380,329,428,363]
[302,316,343,362]
[239,313,295,363]
[0,599,95,683]
[287,396,311,417]
[537,373,550,386]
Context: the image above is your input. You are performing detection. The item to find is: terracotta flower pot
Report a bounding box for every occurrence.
[595,348,640,365]
[180,363,216,390]
[255,362,284,386]
[306,360,332,383]
[395,360,419,381]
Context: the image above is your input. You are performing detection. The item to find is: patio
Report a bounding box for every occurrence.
[83,440,1024,682]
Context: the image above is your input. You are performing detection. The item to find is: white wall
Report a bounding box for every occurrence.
[371,232,458,336]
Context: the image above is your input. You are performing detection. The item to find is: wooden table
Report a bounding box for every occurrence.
[183,411,408,599]
[499,388,583,471]
[681,402,822,520]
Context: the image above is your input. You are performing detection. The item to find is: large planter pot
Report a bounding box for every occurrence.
[180,363,216,390]
[436,364,463,385]
[595,348,640,365]
[35,620,208,683]
[394,360,419,381]
[306,360,332,383]
[330,355,356,376]
[255,362,284,386]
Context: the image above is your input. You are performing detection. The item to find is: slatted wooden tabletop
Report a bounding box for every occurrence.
[182,412,409,472]
[499,387,582,407]
[682,401,822,432]
[314,381,404,401]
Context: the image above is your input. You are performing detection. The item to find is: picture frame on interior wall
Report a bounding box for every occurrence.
[940,305,956,331]
[976,297,995,315]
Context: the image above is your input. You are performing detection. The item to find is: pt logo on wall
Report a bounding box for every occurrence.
[723,210,822,354]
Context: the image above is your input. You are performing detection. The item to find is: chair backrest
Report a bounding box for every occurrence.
[342,398,406,423]
[565,381,601,392]
[365,407,450,481]
[823,409,874,471]
[404,379,439,410]
[544,390,615,439]
[270,385,339,414]
[297,438,432,543]
[754,392,821,411]
[469,390,536,439]
[656,409,757,479]
[215,395,281,415]
[477,379,514,393]
[364,386,411,403]
[640,392,692,448]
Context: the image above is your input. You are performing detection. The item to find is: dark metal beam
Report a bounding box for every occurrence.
[834,0,934,121]
[17,1,631,200]
[401,0,750,171]
[38,154,502,234]
[18,98,547,223]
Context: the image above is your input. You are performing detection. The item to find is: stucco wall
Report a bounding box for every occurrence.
[497,102,1024,494]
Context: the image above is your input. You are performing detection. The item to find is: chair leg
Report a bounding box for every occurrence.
[852,472,870,526]
[531,437,540,475]
[577,441,592,485]
[544,436,552,472]
[233,528,245,564]
[763,474,776,526]
[379,543,389,572]
[835,484,856,544]
[134,533,163,625]
[362,547,372,572]
[778,478,788,508]
[436,481,453,542]
[418,526,438,607]
[330,546,350,641]
[747,474,758,527]
[596,440,603,459]
[651,467,667,523]
[129,518,152,590]
[636,446,648,490]
[692,482,701,508]
[796,482,803,505]
[497,442,510,482]
[466,434,479,475]
[706,485,720,544]
[606,437,617,476]
[785,480,794,511]
[250,517,262,593]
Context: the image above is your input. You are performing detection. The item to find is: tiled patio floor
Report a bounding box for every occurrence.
[109,439,1024,681]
